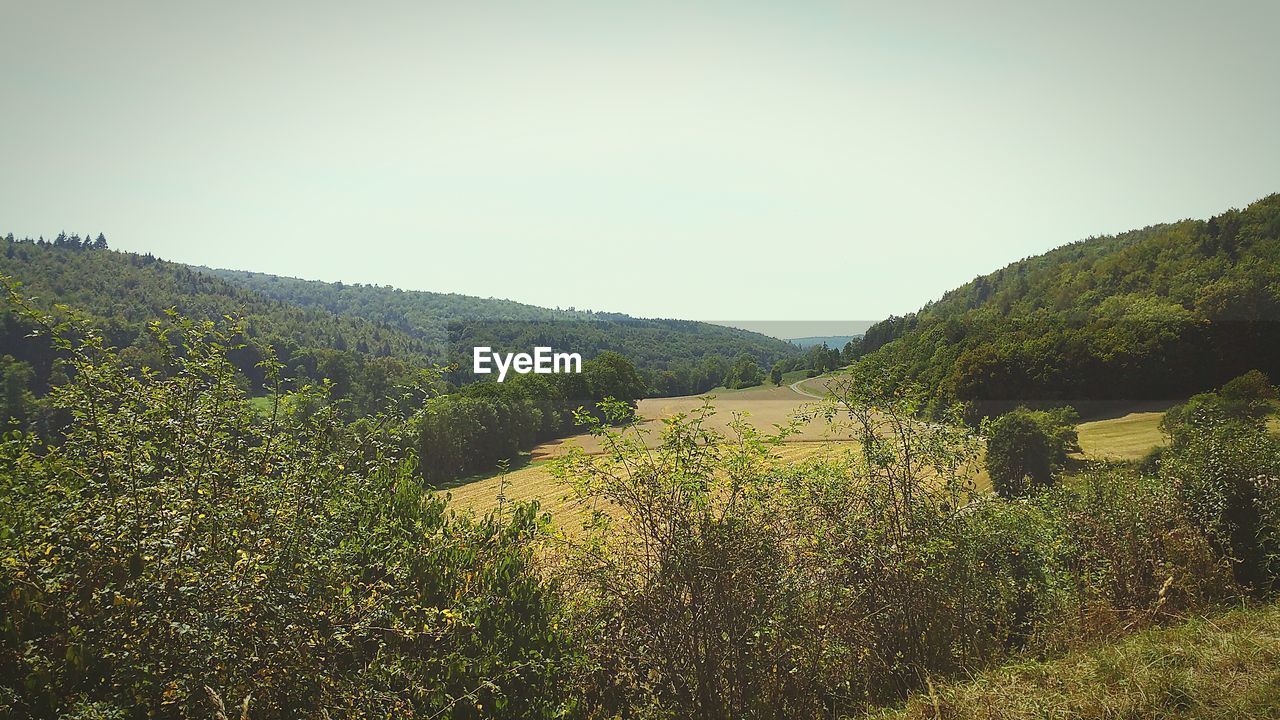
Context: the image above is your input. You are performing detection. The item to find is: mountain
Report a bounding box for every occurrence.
[847,193,1280,418]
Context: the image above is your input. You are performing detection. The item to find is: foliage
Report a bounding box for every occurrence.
[0,297,579,718]
[549,372,1230,718]
[846,194,1280,419]
[0,237,795,424]
[1159,373,1280,593]
[1217,368,1278,418]
[984,407,1078,498]
[721,352,764,389]
[771,342,844,379]
[208,269,795,393]
[415,351,645,483]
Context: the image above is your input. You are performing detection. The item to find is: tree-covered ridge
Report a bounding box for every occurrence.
[849,193,1280,417]
[0,236,795,400]
[203,267,588,336]
[0,237,435,360]
[207,266,796,388]
[0,237,436,401]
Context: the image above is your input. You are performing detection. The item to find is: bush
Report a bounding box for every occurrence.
[552,375,1239,718]
[985,410,1053,497]
[0,306,579,718]
[1159,372,1280,593]
[1161,414,1280,593]
[984,406,1079,499]
[1034,468,1234,646]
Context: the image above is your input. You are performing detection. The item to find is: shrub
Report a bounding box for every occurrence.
[1034,468,1234,646]
[985,410,1054,497]
[1160,413,1280,593]
[553,374,1240,718]
[0,301,579,718]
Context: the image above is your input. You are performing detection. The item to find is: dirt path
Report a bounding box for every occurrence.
[789,377,827,399]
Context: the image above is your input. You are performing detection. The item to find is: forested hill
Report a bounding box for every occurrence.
[204,267,796,389]
[0,235,794,403]
[848,193,1280,417]
[203,267,591,331]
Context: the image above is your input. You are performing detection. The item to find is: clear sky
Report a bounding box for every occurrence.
[3,1,1277,325]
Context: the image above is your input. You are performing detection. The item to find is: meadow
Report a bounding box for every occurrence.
[441,374,1177,523]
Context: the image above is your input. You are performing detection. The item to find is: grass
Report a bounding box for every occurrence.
[1075,408,1168,461]
[865,603,1280,719]
[248,395,277,417]
[441,390,1215,530]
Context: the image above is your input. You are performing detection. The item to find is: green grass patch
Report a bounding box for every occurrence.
[248,395,277,418]
[866,603,1280,719]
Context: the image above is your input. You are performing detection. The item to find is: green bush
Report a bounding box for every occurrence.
[553,377,1235,718]
[1161,413,1280,593]
[985,410,1051,498]
[0,306,579,718]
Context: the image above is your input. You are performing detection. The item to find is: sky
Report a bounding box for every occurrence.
[3,1,1278,330]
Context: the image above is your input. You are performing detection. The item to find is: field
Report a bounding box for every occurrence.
[441,375,1184,525]
[1074,404,1170,461]
[440,379,856,527]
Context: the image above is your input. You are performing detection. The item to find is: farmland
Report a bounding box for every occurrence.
[443,377,1183,522]
[441,379,855,525]
[1074,404,1170,461]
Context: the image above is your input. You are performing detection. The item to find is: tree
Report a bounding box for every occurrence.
[985,409,1054,498]
[770,362,784,386]
[723,353,763,389]
[0,355,35,425]
[583,351,645,405]
[1218,369,1276,419]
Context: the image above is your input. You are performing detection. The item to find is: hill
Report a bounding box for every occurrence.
[0,236,795,404]
[0,238,435,401]
[207,267,796,393]
[848,194,1280,417]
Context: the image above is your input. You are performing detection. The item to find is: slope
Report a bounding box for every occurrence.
[848,194,1280,417]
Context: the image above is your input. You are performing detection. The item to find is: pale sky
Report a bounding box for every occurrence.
[3,1,1277,324]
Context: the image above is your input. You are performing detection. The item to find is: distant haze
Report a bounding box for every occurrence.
[713,321,875,341]
[2,1,1277,322]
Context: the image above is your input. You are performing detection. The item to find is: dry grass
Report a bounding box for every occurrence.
[529,382,848,460]
[441,438,867,530]
[442,384,1184,527]
[1076,408,1168,461]
[865,603,1280,719]
[441,382,850,527]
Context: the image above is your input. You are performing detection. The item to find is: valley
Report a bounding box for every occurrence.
[441,372,1182,525]
[3,194,1279,718]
